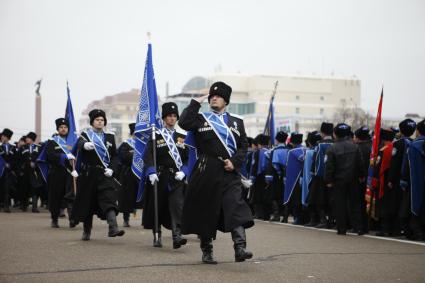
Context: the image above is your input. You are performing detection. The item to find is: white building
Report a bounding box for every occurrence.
[166,73,361,137]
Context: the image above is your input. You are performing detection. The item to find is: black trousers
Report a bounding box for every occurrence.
[333,181,361,233]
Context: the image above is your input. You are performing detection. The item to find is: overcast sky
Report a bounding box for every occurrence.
[1,0,424,140]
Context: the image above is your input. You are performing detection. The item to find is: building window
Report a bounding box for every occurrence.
[320,108,324,115]
[296,95,300,101]
[295,107,300,114]
[320,96,324,101]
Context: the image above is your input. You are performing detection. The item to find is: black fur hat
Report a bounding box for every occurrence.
[208,81,232,105]
[89,109,107,126]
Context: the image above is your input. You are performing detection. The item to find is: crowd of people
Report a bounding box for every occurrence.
[0,81,424,265]
[246,118,425,240]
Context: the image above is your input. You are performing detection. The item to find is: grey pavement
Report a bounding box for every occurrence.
[1,209,424,283]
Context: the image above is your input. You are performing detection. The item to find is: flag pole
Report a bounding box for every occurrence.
[71,160,77,195]
[147,31,160,245]
[152,123,159,244]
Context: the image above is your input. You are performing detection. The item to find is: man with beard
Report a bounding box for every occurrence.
[71,109,124,241]
[178,81,254,264]
[143,102,188,249]
[44,118,77,228]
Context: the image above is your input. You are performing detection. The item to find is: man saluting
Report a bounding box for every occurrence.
[178,82,254,264]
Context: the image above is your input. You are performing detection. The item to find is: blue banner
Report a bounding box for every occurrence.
[302,149,314,206]
[407,136,425,216]
[314,142,332,177]
[65,82,78,150]
[132,43,162,202]
[263,93,276,146]
[283,146,306,204]
[0,155,5,178]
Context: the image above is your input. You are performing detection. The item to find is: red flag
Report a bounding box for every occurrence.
[365,88,383,218]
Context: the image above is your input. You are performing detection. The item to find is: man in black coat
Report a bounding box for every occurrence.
[0,128,17,212]
[143,102,188,249]
[45,118,77,228]
[387,119,416,237]
[71,109,124,241]
[117,123,139,228]
[309,122,334,228]
[20,132,43,213]
[178,81,254,264]
[354,126,372,234]
[250,134,270,220]
[266,131,288,222]
[324,123,365,235]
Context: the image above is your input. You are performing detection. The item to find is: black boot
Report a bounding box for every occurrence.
[153,230,162,247]
[315,211,328,228]
[106,210,125,237]
[31,196,39,213]
[172,225,187,249]
[67,204,76,228]
[232,226,253,262]
[59,208,66,218]
[123,212,130,227]
[82,221,91,241]
[270,201,280,222]
[281,206,289,223]
[51,218,59,228]
[200,238,217,264]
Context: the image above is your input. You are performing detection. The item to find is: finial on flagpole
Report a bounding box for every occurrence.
[147,32,151,42]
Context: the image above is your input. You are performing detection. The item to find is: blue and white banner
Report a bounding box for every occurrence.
[86,129,110,168]
[201,112,237,157]
[132,43,162,202]
[160,128,183,170]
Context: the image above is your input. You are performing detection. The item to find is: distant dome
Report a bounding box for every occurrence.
[182,76,209,92]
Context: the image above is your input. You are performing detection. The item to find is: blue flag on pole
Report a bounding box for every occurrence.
[264,84,277,146]
[132,43,162,202]
[37,83,79,182]
[65,82,78,149]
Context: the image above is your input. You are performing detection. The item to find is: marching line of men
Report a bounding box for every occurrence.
[1,80,424,267]
[0,81,254,264]
[246,118,425,240]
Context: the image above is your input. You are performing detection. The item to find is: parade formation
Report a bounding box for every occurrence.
[1,46,425,268]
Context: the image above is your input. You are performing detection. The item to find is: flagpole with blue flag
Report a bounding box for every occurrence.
[65,82,79,194]
[65,82,78,149]
[131,40,162,244]
[264,81,278,147]
[36,82,79,192]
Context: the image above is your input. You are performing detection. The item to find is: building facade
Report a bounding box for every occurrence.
[79,89,142,144]
[166,73,361,137]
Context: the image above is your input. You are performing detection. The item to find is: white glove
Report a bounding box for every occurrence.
[175,171,185,181]
[71,170,79,178]
[66,153,75,160]
[5,163,10,169]
[30,162,36,168]
[83,142,95,151]
[149,173,159,185]
[104,168,113,177]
